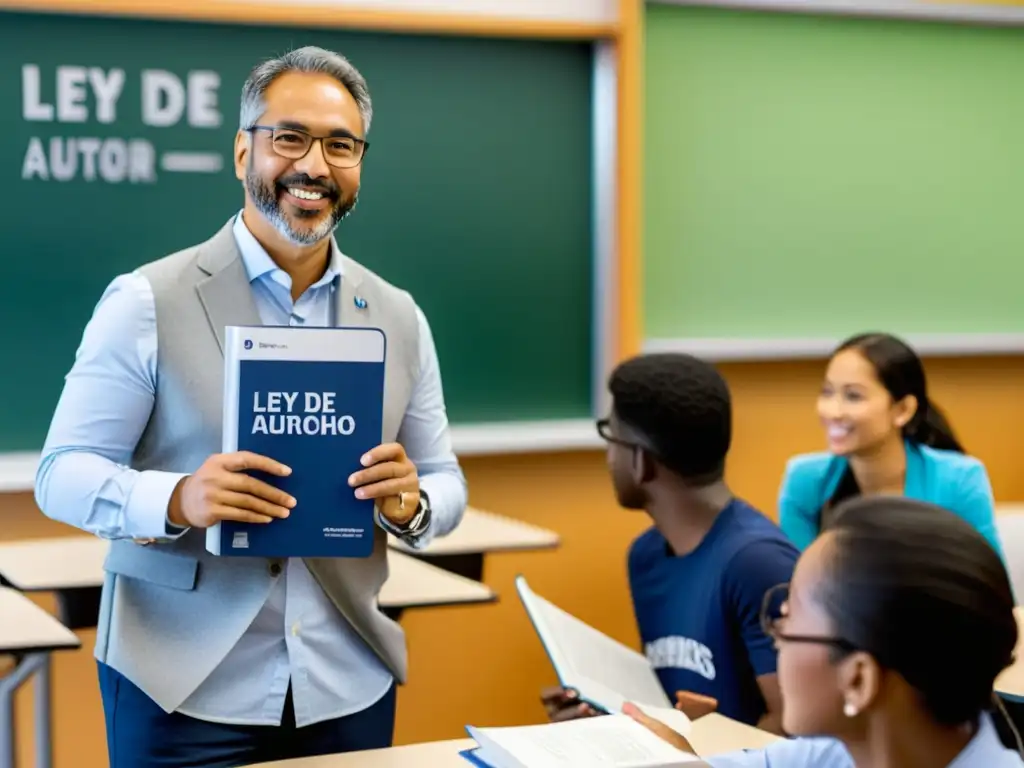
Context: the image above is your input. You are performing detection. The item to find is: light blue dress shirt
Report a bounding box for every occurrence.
[705,714,1023,767]
[35,212,468,727]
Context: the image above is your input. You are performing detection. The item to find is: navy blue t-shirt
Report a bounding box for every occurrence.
[627,498,799,727]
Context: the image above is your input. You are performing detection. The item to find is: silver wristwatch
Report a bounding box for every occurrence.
[379,490,432,542]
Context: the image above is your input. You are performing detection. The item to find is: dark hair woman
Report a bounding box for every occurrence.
[776,332,1004,559]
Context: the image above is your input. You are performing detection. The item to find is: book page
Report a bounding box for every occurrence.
[469,715,703,768]
[517,577,682,726]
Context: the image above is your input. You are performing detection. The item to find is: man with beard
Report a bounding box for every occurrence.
[34,46,467,766]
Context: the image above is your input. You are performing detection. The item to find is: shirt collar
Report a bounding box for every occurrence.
[231,211,342,288]
[949,713,1015,766]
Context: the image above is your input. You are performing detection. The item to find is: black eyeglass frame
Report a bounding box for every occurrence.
[246,124,370,169]
[759,582,860,653]
[595,416,664,456]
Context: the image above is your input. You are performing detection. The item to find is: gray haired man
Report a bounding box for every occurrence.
[35,46,467,766]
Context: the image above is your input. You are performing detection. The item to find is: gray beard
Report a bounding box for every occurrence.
[245,167,357,246]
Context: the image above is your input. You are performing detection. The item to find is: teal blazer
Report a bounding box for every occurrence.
[778,441,1005,560]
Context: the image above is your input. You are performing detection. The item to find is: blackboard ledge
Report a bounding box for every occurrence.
[451,418,602,456]
[644,334,1024,362]
[0,419,604,493]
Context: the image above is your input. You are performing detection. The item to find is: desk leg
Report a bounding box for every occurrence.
[54,586,102,631]
[0,664,12,768]
[407,553,485,582]
[0,653,49,768]
[33,656,52,768]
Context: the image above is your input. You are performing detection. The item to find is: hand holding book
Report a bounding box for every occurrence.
[168,450,296,529]
[346,441,420,527]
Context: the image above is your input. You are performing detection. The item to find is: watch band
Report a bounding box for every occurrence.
[378,490,431,541]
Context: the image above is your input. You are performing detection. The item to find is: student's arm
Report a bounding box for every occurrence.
[777,458,823,551]
[726,539,799,736]
[950,461,1005,561]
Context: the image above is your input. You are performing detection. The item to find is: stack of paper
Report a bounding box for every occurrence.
[460,715,707,767]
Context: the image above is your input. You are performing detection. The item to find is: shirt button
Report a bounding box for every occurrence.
[269,562,282,576]
[291,622,300,636]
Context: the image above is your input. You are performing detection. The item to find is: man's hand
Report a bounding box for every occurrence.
[674,691,719,720]
[540,686,601,723]
[168,451,295,529]
[348,442,419,526]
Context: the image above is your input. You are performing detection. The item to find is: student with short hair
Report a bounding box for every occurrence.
[543,353,797,733]
[778,332,1003,558]
[628,495,1024,767]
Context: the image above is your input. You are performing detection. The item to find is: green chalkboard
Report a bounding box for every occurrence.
[0,10,595,452]
[644,3,1024,350]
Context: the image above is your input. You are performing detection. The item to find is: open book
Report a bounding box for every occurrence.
[516,576,692,735]
[461,715,708,767]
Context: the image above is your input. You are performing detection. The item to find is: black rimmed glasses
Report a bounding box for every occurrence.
[759,582,859,653]
[248,125,369,168]
[596,417,663,459]
[596,417,632,448]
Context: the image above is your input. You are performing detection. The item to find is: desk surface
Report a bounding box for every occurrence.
[0,586,80,654]
[247,713,780,767]
[0,535,107,592]
[389,508,560,557]
[0,536,494,610]
[379,551,495,609]
[995,607,1024,698]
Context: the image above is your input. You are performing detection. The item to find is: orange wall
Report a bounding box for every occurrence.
[8,353,1024,767]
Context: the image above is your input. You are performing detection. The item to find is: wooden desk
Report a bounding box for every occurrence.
[388,507,560,581]
[0,587,80,768]
[0,537,496,626]
[245,712,780,766]
[380,551,496,620]
[0,536,109,630]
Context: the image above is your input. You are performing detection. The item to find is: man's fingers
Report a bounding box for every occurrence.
[222,473,296,508]
[353,478,414,501]
[549,703,594,722]
[541,686,574,703]
[358,442,404,467]
[348,461,405,488]
[221,451,292,477]
[212,505,275,525]
[214,490,291,519]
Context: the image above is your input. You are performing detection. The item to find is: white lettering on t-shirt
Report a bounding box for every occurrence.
[644,636,716,681]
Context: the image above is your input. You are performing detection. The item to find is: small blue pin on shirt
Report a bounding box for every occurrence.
[354,296,368,310]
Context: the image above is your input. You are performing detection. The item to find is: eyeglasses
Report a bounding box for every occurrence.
[596,417,630,447]
[759,583,860,653]
[596,417,663,459]
[248,125,369,169]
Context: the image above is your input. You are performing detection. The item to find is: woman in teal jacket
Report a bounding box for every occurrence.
[778,332,1004,559]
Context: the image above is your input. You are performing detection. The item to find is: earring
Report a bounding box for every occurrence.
[844,701,858,718]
